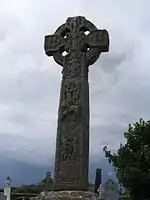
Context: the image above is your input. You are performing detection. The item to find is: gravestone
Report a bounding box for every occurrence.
[32,16,109,200]
[101,179,121,200]
[94,168,102,195]
[4,177,11,200]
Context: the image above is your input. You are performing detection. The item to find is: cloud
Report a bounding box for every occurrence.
[0,0,150,168]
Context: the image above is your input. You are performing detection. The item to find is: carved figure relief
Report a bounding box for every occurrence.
[59,111,79,163]
[64,81,81,106]
[59,80,81,120]
[59,134,77,162]
[57,116,79,182]
[64,56,81,78]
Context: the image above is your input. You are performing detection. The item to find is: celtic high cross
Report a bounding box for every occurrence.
[44,16,109,191]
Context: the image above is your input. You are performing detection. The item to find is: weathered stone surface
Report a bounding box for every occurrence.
[44,16,109,191]
[101,179,121,200]
[31,191,100,200]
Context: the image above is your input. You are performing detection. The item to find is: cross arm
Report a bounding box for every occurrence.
[44,35,66,56]
[86,29,109,52]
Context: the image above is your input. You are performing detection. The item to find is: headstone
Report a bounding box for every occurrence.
[44,16,109,191]
[45,171,53,191]
[94,168,102,195]
[4,177,11,200]
[101,179,121,200]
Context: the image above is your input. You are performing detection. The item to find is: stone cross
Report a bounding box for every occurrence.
[44,16,109,191]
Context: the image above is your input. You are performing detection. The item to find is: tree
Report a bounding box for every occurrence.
[103,119,150,200]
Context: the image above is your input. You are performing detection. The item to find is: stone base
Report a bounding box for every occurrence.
[31,191,101,200]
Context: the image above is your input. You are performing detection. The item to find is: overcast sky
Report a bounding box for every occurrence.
[0,0,150,166]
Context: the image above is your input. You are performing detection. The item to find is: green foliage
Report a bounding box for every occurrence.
[13,184,41,193]
[122,190,131,200]
[103,119,150,200]
[13,175,53,194]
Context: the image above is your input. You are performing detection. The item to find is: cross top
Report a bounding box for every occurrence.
[44,16,109,67]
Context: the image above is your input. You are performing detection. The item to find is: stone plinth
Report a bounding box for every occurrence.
[30,191,101,200]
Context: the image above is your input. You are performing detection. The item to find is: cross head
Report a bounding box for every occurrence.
[44,16,109,68]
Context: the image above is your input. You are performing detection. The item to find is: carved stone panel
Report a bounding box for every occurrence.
[63,55,82,79]
[56,108,80,183]
[59,118,79,163]
[57,162,79,183]
[59,80,81,120]
[59,103,81,159]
